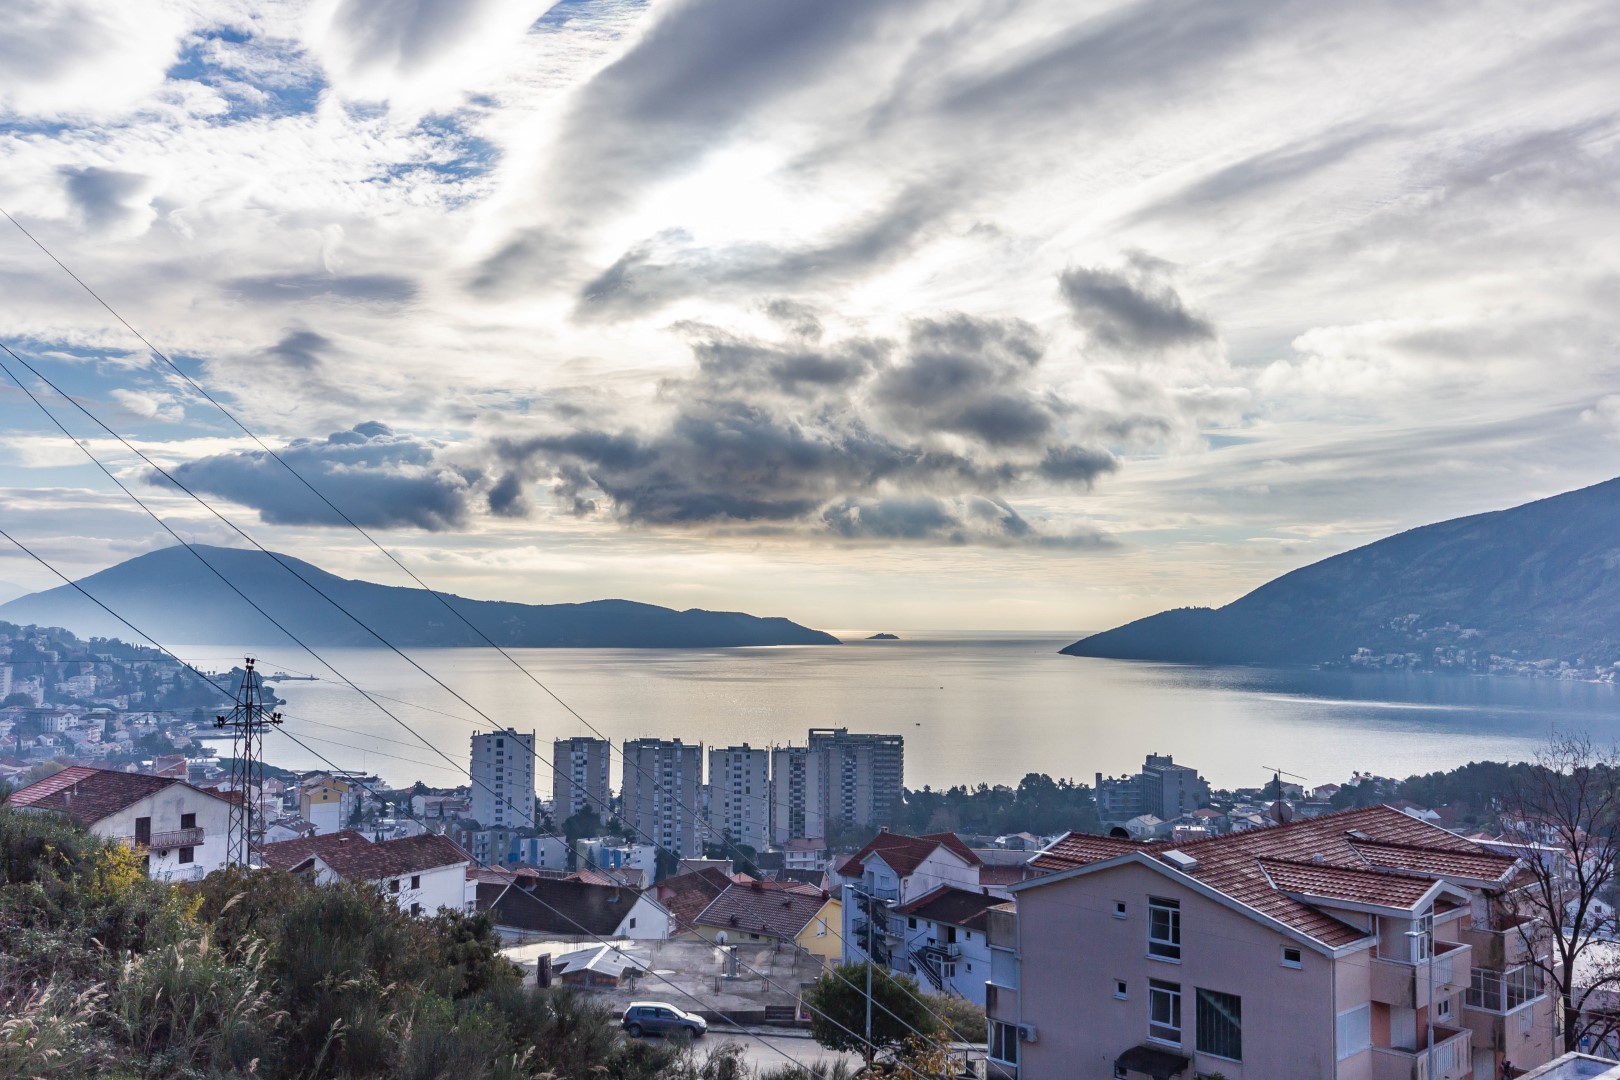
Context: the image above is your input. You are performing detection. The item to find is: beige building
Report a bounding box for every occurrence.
[706,743,770,852]
[807,727,904,831]
[988,806,1556,1080]
[621,738,703,859]
[551,736,610,824]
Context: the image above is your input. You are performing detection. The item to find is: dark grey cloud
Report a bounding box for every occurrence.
[1059,257,1215,351]
[265,330,332,370]
[164,422,479,531]
[59,165,150,231]
[226,272,417,305]
[489,312,1117,546]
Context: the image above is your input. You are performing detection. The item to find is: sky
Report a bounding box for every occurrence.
[1,0,1617,634]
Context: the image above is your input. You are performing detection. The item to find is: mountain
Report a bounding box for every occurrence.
[0,545,840,648]
[1062,477,1620,672]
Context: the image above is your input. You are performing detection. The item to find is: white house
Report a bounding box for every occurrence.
[7,765,234,881]
[892,885,999,1006]
[258,830,472,916]
[836,830,984,972]
[476,874,672,943]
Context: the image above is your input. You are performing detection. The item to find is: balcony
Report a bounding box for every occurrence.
[119,827,205,850]
[1371,940,1472,1009]
[985,982,1017,1020]
[1370,1025,1471,1080]
[1460,916,1539,970]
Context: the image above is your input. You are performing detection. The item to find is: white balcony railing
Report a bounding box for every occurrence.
[119,826,205,849]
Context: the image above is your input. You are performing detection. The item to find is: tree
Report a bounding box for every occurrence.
[2,692,35,708]
[1500,734,1620,1054]
[802,961,941,1066]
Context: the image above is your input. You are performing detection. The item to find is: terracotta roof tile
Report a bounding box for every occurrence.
[693,882,829,941]
[1028,832,1147,872]
[258,831,469,880]
[485,878,647,937]
[1259,859,1438,910]
[1349,840,1517,882]
[840,831,982,879]
[9,765,229,826]
[895,885,1000,930]
[653,867,733,933]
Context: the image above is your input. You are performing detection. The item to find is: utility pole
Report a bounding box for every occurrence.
[866,890,874,1071]
[215,658,282,868]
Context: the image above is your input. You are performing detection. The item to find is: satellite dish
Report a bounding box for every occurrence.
[716,931,728,944]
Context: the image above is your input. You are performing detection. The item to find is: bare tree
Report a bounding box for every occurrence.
[1501,733,1620,1055]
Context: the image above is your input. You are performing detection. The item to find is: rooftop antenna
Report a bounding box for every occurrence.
[215,658,282,867]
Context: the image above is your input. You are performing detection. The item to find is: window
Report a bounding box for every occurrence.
[410,903,422,917]
[1195,988,1242,1061]
[1148,897,1181,960]
[1410,911,1433,962]
[1281,946,1303,968]
[989,1022,1019,1066]
[180,812,196,830]
[1336,1003,1371,1060]
[1468,965,1543,1013]
[1115,980,1129,1000]
[629,918,637,929]
[390,879,401,894]
[1114,900,1127,919]
[908,917,917,929]
[178,846,195,864]
[1148,979,1181,1044]
[1435,996,1452,1022]
[411,875,420,890]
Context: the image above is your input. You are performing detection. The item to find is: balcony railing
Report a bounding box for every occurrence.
[1371,940,1472,1009]
[119,827,205,850]
[1370,1025,1471,1080]
[1460,916,1540,969]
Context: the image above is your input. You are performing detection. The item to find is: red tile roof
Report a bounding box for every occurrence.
[653,867,733,933]
[9,765,229,826]
[693,881,830,941]
[258,831,469,880]
[840,831,983,879]
[1023,805,1520,949]
[895,885,1001,931]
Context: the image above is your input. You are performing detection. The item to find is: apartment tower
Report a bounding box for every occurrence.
[770,743,826,845]
[469,728,537,828]
[706,744,770,852]
[620,738,703,859]
[551,736,610,824]
[808,727,904,831]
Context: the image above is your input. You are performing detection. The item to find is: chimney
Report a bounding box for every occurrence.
[1312,853,1325,865]
[878,825,889,833]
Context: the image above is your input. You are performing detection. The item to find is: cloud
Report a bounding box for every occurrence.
[488,312,1118,546]
[0,1,189,118]
[59,166,158,236]
[163,422,480,531]
[1059,255,1216,352]
[226,272,418,305]
[109,389,183,423]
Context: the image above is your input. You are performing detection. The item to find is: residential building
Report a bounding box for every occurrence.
[808,728,904,831]
[470,729,537,828]
[894,886,1000,1005]
[706,743,770,852]
[8,765,233,881]
[836,829,984,992]
[411,793,471,820]
[985,805,1556,1080]
[258,830,472,916]
[783,836,827,871]
[476,875,670,942]
[299,774,357,835]
[551,736,610,824]
[1096,753,1208,826]
[686,879,842,964]
[577,837,658,884]
[621,738,703,859]
[770,743,825,845]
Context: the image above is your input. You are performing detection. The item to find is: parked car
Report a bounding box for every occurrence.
[621,1002,708,1039]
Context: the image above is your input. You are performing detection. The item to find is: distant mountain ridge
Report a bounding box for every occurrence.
[0,545,840,649]
[1063,477,1620,673]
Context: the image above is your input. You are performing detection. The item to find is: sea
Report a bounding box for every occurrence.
[193,631,1620,794]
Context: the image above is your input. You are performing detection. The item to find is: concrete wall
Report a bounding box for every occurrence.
[92,785,232,880]
[1016,860,1342,1080]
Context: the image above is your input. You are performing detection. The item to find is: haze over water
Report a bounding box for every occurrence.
[197,633,1620,795]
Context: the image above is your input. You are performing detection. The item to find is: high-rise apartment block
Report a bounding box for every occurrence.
[770,743,826,845]
[1140,752,1204,820]
[469,728,537,828]
[621,738,703,858]
[706,744,770,852]
[551,736,610,824]
[808,727,904,832]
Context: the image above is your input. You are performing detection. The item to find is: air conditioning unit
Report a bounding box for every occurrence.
[1017,1024,1038,1044]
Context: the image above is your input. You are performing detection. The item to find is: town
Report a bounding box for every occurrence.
[8,654,1617,1080]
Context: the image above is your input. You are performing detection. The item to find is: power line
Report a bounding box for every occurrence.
[0,215,980,1048]
[0,525,951,1079]
[0,356,964,1064]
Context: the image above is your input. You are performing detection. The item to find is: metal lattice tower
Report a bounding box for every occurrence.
[214,658,282,867]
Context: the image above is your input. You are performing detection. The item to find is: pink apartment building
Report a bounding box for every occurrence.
[985,805,1556,1080]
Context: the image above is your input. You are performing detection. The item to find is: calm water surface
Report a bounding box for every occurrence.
[199,632,1620,793]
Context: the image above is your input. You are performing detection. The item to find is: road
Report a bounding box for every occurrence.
[698,1029,860,1075]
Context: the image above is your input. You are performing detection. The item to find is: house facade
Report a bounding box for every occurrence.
[986,806,1556,1080]
[9,765,234,881]
[258,830,472,916]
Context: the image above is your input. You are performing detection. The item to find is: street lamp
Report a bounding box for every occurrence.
[1406,921,1437,1079]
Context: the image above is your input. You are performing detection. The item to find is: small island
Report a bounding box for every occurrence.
[867,632,900,640]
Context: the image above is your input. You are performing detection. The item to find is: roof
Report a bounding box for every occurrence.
[8,765,228,825]
[486,878,648,937]
[258,831,469,880]
[1019,805,1520,949]
[894,885,1001,930]
[692,882,830,941]
[783,837,826,852]
[654,866,733,933]
[839,831,982,879]
[552,943,648,980]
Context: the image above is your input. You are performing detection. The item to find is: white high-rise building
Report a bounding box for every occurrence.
[470,729,536,828]
[808,727,904,831]
[706,744,770,852]
[770,743,826,845]
[551,736,611,825]
[621,738,703,859]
